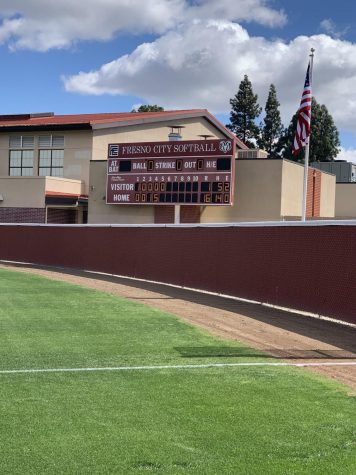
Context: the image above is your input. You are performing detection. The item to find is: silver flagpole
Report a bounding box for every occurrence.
[301,48,315,222]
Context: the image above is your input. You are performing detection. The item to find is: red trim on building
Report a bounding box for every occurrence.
[0,110,247,150]
[0,110,208,127]
[45,191,88,199]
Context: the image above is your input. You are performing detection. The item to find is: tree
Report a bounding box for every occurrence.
[131,104,164,112]
[278,97,340,163]
[257,84,284,157]
[227,75,262,147]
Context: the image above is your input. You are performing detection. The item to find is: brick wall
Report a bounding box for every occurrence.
[180,206,200,223]
[0,207,45,223]
[47,208,78,224]
[307,169,321,218]
[154,205,201,223]
[154,206,174,223]
[0,223,355,325]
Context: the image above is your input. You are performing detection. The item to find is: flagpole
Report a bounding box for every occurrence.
[301,48,315,221]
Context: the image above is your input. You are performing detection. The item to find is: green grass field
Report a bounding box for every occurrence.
[1,268,356,474]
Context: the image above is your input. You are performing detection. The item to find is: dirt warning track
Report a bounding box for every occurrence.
[2,263,356,390]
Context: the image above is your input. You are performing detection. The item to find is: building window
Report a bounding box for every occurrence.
[9,150,34,176]
[39,149,64,177]
[9,136,34,149]
[38,136,64,176]
[38,135,64,148]
[9,136,35,176]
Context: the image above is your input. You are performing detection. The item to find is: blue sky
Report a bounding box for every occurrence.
[1,0,356,159]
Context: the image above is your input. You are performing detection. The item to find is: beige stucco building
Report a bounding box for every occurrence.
[89,157,335,224]
[311,161,356,219]
[0,109,336,224]
[201,159,335,223]
[335,183,356,218]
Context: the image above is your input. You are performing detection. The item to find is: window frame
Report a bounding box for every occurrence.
[9,149,34,176]
[38,148,64,177]
[9,135,35,149]
[38,135,65,149]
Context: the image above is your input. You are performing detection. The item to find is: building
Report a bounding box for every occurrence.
[201,159,335,223]
[0,110,335,224]
[0,110,243,223]
[311,160,356,219]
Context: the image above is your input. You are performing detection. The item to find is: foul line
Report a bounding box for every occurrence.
[1,361,356,375]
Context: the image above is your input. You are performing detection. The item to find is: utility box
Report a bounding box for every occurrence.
[311,160,356,183]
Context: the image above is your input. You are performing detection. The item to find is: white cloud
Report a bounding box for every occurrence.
[186,0,286,27]
[337,147,356,164]
[320,18,349,39]
[0,0,286,51]
[3,1,355,141]
[63,21,356,135]
[0,0,186,51]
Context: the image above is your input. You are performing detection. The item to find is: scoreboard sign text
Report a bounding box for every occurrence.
[106,139,235,206]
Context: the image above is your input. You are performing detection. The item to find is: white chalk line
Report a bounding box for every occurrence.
[1,361,356,375]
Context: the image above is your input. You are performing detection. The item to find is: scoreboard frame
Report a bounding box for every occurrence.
[106,139,235,206]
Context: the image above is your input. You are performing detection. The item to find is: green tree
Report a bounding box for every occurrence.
[279,98,340,162]
[227,75,262,147]
[131,104,164,112]
[257,84,284,157]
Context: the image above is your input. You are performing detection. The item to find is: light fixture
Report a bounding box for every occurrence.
[168,125,185,141]
[198,134,214,140]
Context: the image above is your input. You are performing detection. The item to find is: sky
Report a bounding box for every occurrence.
[1,0,356,160]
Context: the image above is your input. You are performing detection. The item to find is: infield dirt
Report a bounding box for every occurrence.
[2,263,356,390]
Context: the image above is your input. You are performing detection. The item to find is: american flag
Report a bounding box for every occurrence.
[292,62,312,155]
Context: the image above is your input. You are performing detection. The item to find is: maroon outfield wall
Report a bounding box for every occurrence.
[0,223,355,325]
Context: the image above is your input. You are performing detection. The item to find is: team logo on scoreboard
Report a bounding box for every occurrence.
[109,144,119,157]
[219,141,232,153]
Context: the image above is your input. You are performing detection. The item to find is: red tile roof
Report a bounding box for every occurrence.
[0,110,207,127]
[0,109,248,149]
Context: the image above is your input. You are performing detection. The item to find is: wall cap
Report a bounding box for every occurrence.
[1,220,356,228]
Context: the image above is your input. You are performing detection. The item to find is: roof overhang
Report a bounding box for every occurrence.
[0,124,92,132]
[45,192,88,206]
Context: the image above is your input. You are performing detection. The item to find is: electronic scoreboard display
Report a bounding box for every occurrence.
[106,139,235,206]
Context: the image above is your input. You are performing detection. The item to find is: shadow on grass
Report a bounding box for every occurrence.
[5,263,356,355]
[175,346,356,359]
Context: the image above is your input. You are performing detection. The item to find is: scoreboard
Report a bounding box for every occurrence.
[106,139,235,206]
